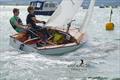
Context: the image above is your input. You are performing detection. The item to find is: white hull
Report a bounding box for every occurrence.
[9,28,87,55]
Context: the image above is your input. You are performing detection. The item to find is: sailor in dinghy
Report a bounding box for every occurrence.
[9,8,30,43]
[26,6,49,45]
[10,8,28,33]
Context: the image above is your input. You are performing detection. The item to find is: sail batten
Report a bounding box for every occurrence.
[46,0,83,27]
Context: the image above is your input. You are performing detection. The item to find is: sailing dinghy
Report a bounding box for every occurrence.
[10,0,96,55]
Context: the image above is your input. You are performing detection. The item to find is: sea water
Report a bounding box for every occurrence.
[0,5,120,80]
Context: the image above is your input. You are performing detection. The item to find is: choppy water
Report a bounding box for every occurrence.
[0,5,120,80]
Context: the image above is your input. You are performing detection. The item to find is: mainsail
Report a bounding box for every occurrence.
[46,0,83,27]
[79,0,96,31]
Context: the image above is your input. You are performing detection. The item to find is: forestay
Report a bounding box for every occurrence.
[46,0,83,27]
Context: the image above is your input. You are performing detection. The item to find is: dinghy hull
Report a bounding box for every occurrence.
[9,31,87,55]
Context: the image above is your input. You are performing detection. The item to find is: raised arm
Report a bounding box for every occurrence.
[31,17,46,24]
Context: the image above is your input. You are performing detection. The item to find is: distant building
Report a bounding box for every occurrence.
[82,0,120,9]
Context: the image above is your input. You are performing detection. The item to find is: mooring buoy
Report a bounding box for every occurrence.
[105,22,114,30]
[105,7,115,31]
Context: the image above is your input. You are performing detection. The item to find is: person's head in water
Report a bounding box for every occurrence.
[27,6,35,14]
[13,8,19,16]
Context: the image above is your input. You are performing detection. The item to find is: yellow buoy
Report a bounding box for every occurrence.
[105,7,115,31]
[105,22,114,30]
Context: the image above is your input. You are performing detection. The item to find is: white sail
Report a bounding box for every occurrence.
[46,0,83,27]
[79,0,96,31]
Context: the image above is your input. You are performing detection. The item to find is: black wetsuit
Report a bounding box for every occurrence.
[26,13,49,40]
[26,14,36,27]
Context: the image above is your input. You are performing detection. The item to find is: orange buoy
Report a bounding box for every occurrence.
[105,7,114,31]
[105,22,114,30]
